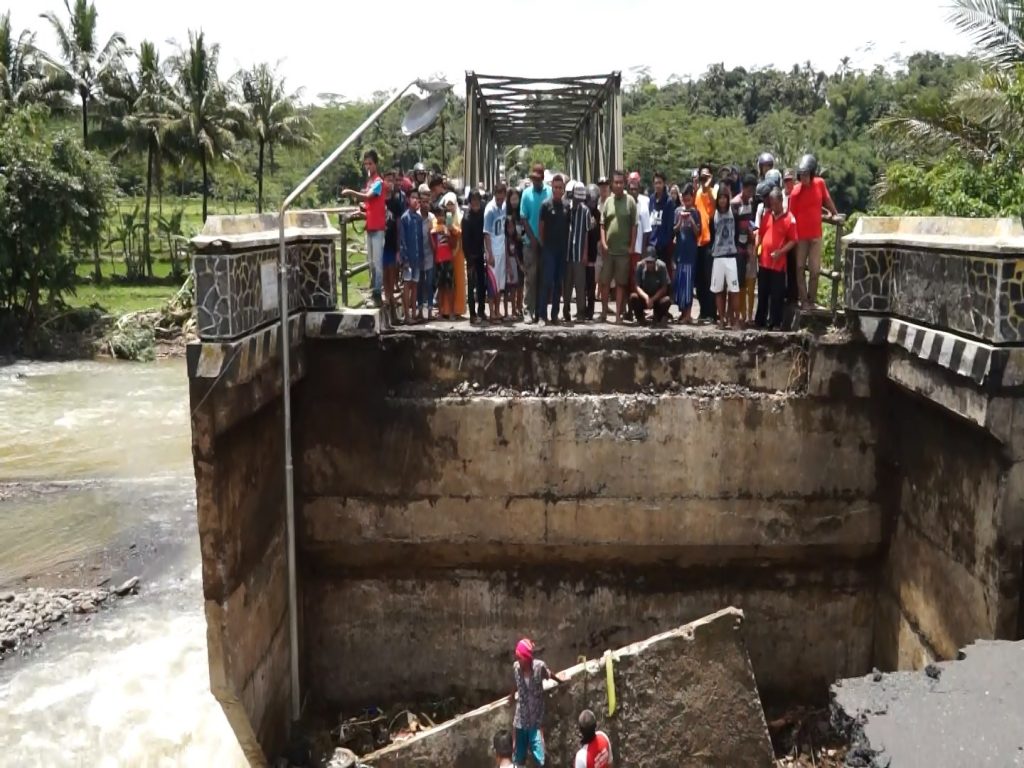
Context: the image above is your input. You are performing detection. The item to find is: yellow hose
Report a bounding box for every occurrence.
[604,650,616,716]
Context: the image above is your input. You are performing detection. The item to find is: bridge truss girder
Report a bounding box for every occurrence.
[464,71,623,189]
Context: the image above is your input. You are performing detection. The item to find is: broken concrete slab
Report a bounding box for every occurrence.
[831,639,1024,767]
[357,607,773,768]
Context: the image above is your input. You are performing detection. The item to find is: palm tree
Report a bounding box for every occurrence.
[166,31,239,223]
[874,1,1024,163]
[236,63,317,213]
[0,12,49,110]
[39,0,126,147]
[95,40,174,276]
[950,0,1024,72]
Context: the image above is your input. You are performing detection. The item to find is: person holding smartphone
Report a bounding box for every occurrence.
[672,183,702,323]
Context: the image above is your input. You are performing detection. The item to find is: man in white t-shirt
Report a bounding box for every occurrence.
[627,172,652,316]
[574,709,613,768]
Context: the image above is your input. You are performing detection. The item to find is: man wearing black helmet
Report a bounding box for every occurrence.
[757,152,775,180]
[788,154,842,309]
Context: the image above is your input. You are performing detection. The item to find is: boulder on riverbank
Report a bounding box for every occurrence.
[0,580,141,663]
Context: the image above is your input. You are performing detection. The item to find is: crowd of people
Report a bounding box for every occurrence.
[490,638,613,768]
[342,149,844,331]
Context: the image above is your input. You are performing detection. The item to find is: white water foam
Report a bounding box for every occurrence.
[0,566,246,768]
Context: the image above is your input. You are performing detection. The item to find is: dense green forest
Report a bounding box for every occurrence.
[2,0,1024,345]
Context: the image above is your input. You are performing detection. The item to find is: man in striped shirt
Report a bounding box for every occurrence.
[562,182,593,323]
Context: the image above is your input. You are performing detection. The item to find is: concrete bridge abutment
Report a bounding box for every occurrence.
[186,214,1024,764]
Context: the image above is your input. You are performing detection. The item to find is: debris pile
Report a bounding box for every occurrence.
[767,706,847,767]
[442,380,800,400]
[329,699,460,756]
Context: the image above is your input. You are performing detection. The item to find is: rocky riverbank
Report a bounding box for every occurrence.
[0,576,140,664]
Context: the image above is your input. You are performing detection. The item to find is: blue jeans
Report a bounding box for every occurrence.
[418,267,435,308]
[536,248,565,321]
[366,230,385,297]
[514,727,544,766]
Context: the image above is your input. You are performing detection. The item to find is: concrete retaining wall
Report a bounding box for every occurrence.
[874,369,1023,670]
[293,331,883,710]
[189,320,305,766]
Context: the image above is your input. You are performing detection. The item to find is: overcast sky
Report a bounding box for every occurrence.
[14,0,972,101]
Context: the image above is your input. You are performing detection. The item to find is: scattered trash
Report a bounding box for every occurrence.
[331,698,460,756]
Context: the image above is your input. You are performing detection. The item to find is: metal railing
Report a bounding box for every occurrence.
[311,206,371,307]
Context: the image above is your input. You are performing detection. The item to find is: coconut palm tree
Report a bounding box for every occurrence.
[950,0,1024,72]
[236,62,317,213]
[0,12,50,110]
[166,30,239,223]
[874,1,1024,163]
[39,0,126,147]
[95,40,174,276]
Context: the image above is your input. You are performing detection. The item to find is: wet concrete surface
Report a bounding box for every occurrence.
[831,639,1024,767]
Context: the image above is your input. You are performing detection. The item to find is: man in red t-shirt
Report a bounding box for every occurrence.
[342,149,387,307]
[755,188,798,330]
[786,154,842,310]
[574,709,613,768]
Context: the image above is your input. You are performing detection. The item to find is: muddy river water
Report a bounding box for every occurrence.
[0,360,246,767]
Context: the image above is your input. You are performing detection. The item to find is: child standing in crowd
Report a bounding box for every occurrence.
[397,189,423,324]
[485,182,508,321]
[505,188,524,319]
[431,202,458,319]
[510,638,560,767]
[382,168,405,321]
[673,183,701,324]
[417,183,435,322]
[463,189,487,323]
[732,175,758,324]
[709,186,741,329]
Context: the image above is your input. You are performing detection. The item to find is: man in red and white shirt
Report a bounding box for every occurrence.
[342,149,387,307]
[574,709,613,768]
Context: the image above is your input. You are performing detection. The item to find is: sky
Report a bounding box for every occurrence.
[14,0,973,102]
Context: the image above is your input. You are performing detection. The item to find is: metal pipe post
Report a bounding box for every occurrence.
[276,78,421,723]
[339,214,348,308]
